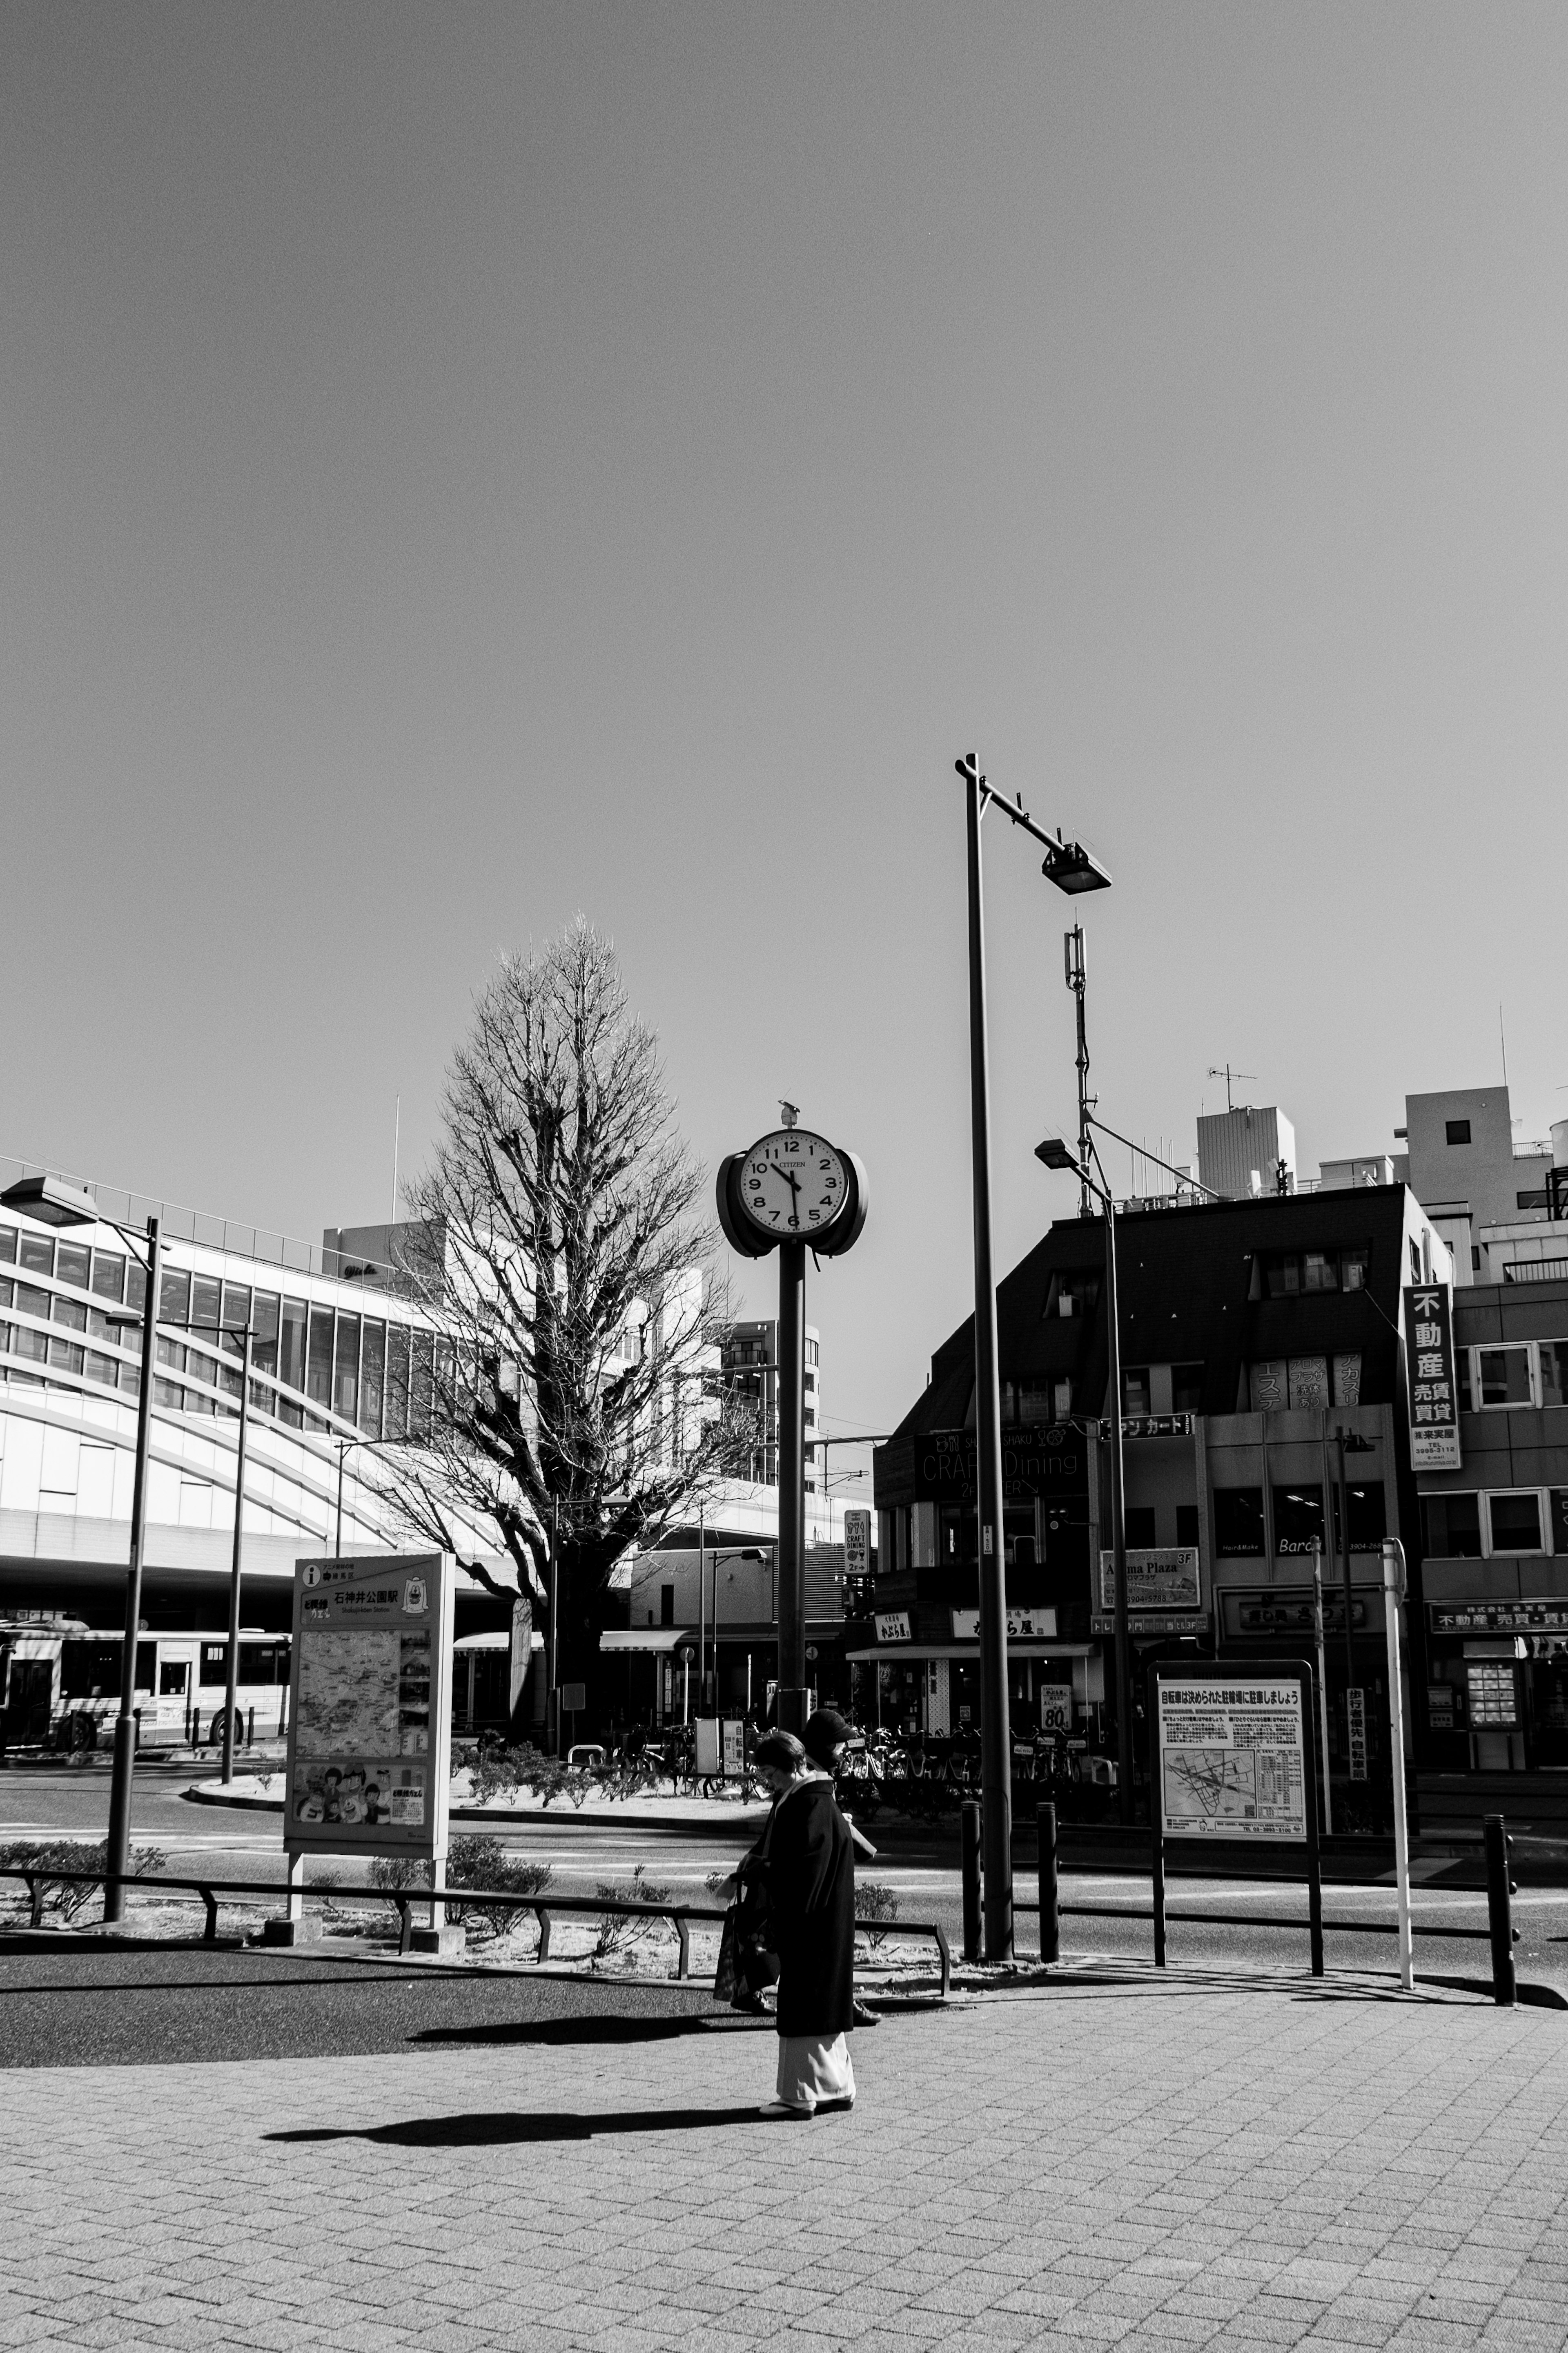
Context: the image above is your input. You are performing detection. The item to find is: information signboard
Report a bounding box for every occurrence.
[1403,1282,1461,1470]
[1148,1658,1324,1975]
[695,1715,747,1778]
[1098,1546,1200,1613]
[1038,1682,1074,1734]
[1347,1686,1369,1780]
[284,1552,453,1859]
[1155,1674,1308,1841]
[843,1508,871,1586]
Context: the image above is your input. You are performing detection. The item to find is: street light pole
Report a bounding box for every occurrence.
[1101,1188,1134,1824]
[105,1215,162,1923]
[960,754,1013,1962]
[220,1325,253,1785]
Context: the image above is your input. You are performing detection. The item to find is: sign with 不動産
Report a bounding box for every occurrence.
[284,1553,454,1857]
[1156,1677,1307,1842]
[1403,1281,1461,1470]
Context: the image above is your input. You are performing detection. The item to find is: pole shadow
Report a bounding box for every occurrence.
[267,2104,771,2146]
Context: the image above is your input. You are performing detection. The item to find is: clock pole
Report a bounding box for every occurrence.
[776,1239,808,1734]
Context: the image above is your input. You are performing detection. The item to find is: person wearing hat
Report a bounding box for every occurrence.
[749,1728,858,2119]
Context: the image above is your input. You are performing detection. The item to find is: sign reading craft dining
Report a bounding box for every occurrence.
[284,1552,454,1858]
[1403,1280,1461,1470]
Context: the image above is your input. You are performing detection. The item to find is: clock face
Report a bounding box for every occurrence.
[737,1129,849,1241]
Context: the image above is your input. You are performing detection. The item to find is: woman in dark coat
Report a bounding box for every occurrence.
[751,1729,856,2119]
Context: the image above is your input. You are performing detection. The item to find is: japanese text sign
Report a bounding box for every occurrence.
[1403,1282,1461,1470]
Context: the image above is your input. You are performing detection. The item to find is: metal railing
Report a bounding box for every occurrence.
[0,1867,952,1997]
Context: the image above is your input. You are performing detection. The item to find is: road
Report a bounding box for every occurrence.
[5,1764,1567,1997]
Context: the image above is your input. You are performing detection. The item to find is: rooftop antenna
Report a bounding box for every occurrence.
[1207,1064,1258,1113]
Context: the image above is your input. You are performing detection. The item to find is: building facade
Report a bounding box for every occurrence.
[866,1184,1449,1798]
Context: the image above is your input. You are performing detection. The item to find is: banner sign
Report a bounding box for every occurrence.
[1156,1675,1307,1841]
[1403,1282,1461,1469]
[843,1508,871,1581]
[950,1606,1058,1641]
[1096,1414,1196,1441]
[1098,1546,1200,1613]
[285,1553,453,1856]
[1038,1682,1074,1734]
[1347,1687,1369,1781]
[874,1611,911,1643]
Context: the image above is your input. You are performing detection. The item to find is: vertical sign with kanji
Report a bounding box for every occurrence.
[843,1507,872,1613]
[1403,1281,1461,1470]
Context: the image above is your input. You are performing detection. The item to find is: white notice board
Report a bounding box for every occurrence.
[1156,1676,1306,1842]
[284,1552,453,1858]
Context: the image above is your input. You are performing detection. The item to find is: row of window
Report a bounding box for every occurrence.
[58,1638,291,1700]
[1421,1489,1568,1560]
[1213,1482,1387,1557]
[1251,1246,1370,1300]
[1460,1340,1568,1411]
[0,1223,443,1440]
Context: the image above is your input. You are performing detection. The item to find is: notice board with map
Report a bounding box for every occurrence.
[1155,1671,1309,1842]
[283,1552,454,1858]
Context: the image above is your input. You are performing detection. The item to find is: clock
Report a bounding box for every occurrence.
[716,1126,868,1259]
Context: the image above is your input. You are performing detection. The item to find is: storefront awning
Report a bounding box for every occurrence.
[453,1629,542,1653]
[846,1642,1096,1662]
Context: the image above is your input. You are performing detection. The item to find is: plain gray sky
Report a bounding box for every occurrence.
[4,4,1566,1447]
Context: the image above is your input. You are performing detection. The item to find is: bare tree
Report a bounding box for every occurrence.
[373,919,753,1717]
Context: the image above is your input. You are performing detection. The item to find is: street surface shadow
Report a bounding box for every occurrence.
[267,2104,768,2145]
[411,2015,751,2047]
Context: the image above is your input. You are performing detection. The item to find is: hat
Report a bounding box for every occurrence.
[802,1708,854,1769]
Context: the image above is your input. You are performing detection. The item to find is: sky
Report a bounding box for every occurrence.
[4,4,1566,1455]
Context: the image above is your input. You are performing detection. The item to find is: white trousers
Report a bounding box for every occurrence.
[776,2032,856,2112]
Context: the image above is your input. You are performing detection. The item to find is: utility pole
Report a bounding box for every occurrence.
[1065,925,1092,1221]
[960,753,1013,1962]
[220,1325,254,1784]
[776,1236,808,1733]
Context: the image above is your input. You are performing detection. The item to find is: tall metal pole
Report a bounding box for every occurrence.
[1102,1193,1133,1824]
[1066,924,1092,1221]
[220,1326,253,1784]
[698,1506,707,1713]
[335,1439,347,1559]
[104,1216,162,1924]
[1310,1539,1334,1836]
[962,756,1013,1960]
[549,1492,560,1757]
[1335,1429,1355,1695]
[1383,1540,1414,1989]
[777,1239,808,1734]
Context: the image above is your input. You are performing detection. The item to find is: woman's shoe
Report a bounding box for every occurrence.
[814,2095,855,2113]
[757,2099,812,2120]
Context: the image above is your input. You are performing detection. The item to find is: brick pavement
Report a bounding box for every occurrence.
[4,1971,1567,2352]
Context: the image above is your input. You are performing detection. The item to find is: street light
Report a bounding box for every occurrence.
[1037,1137,1134,1822]
[953,755,1116,1958]
[2,1175,161,1923]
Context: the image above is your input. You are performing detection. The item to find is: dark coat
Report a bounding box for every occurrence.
[766,1773,856,2039]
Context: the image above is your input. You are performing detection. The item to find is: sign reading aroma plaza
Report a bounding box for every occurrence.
[1403,1281,1461,1470]
[285,1553,454,1857]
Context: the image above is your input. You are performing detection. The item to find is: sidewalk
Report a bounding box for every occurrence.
[4,1970,1566,2351]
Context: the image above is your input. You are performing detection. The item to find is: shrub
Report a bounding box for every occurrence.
[592,1862,673,1958]
[854,1878,900,1952]
[442,1836,551,1936]
[368,1852,428,1920]
[0,1840,166,1923]
[468,1741,592,1810]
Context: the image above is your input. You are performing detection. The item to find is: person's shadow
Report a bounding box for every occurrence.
[267,2105,771,2147]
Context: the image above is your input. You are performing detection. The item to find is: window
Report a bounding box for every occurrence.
[1122,1366,1152,1416]
[1258,1247,1369,1300]
[250,1291,281,1385]
[1538,1342,1568,1407]
[1485,1491,1545,1555]
[1421,1492,1481,1557]
[1551,1492,1568,1553]
[306,1307,334,1414]
[1045,1271,1100,1320]
[19,1233,53,1276]
[1342,1247,1369,1291]
[1446,1119,1472,1146]
[1474,1345,1535,1410]
[1302,1250,1338,1294]
[55,1242,90,1290]
[1288,1357,1330,1410]
[1176,1503,1200,1550]
[385,1326,411,1439]
[360,1321,385,1436]
[1336,1481,1386,1553]
[191,1277,221,1332]
[1214,1487,1265,1556]
[0,1228,14,1265]
[90,1251,125,1303]
[1172,1363,1204,1413]
[806,1339,819,1367]
[659,1584,675,1627]
[159,1268,191,1325]
[1273,1484,1325,1556]
[333,1313,361,1424]
[409,1332,434,1436]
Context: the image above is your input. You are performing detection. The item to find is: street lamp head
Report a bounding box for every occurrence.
[103,1309,144,1329]
[1041,836,1113,896]
[0,1172,100,1229]
[1035,1138,1078,1173]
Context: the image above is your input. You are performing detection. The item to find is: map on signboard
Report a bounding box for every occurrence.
[296,1629,401,1758]
[1158,1679,1306,1840]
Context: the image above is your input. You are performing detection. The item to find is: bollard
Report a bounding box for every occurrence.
[247,1706,254,1750]
[960,1799,982,1963]
[1036,1793,1059,1964]
[1483,1813,1518,2007]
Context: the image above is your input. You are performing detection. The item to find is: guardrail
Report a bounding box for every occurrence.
[963,1799,1523,2007]
[0,1867,951,1999]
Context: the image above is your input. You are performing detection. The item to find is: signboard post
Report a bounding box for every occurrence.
[1149,1659,1323,1976]
[273,1552,455,1951]
[1403,1281,1461,1470]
